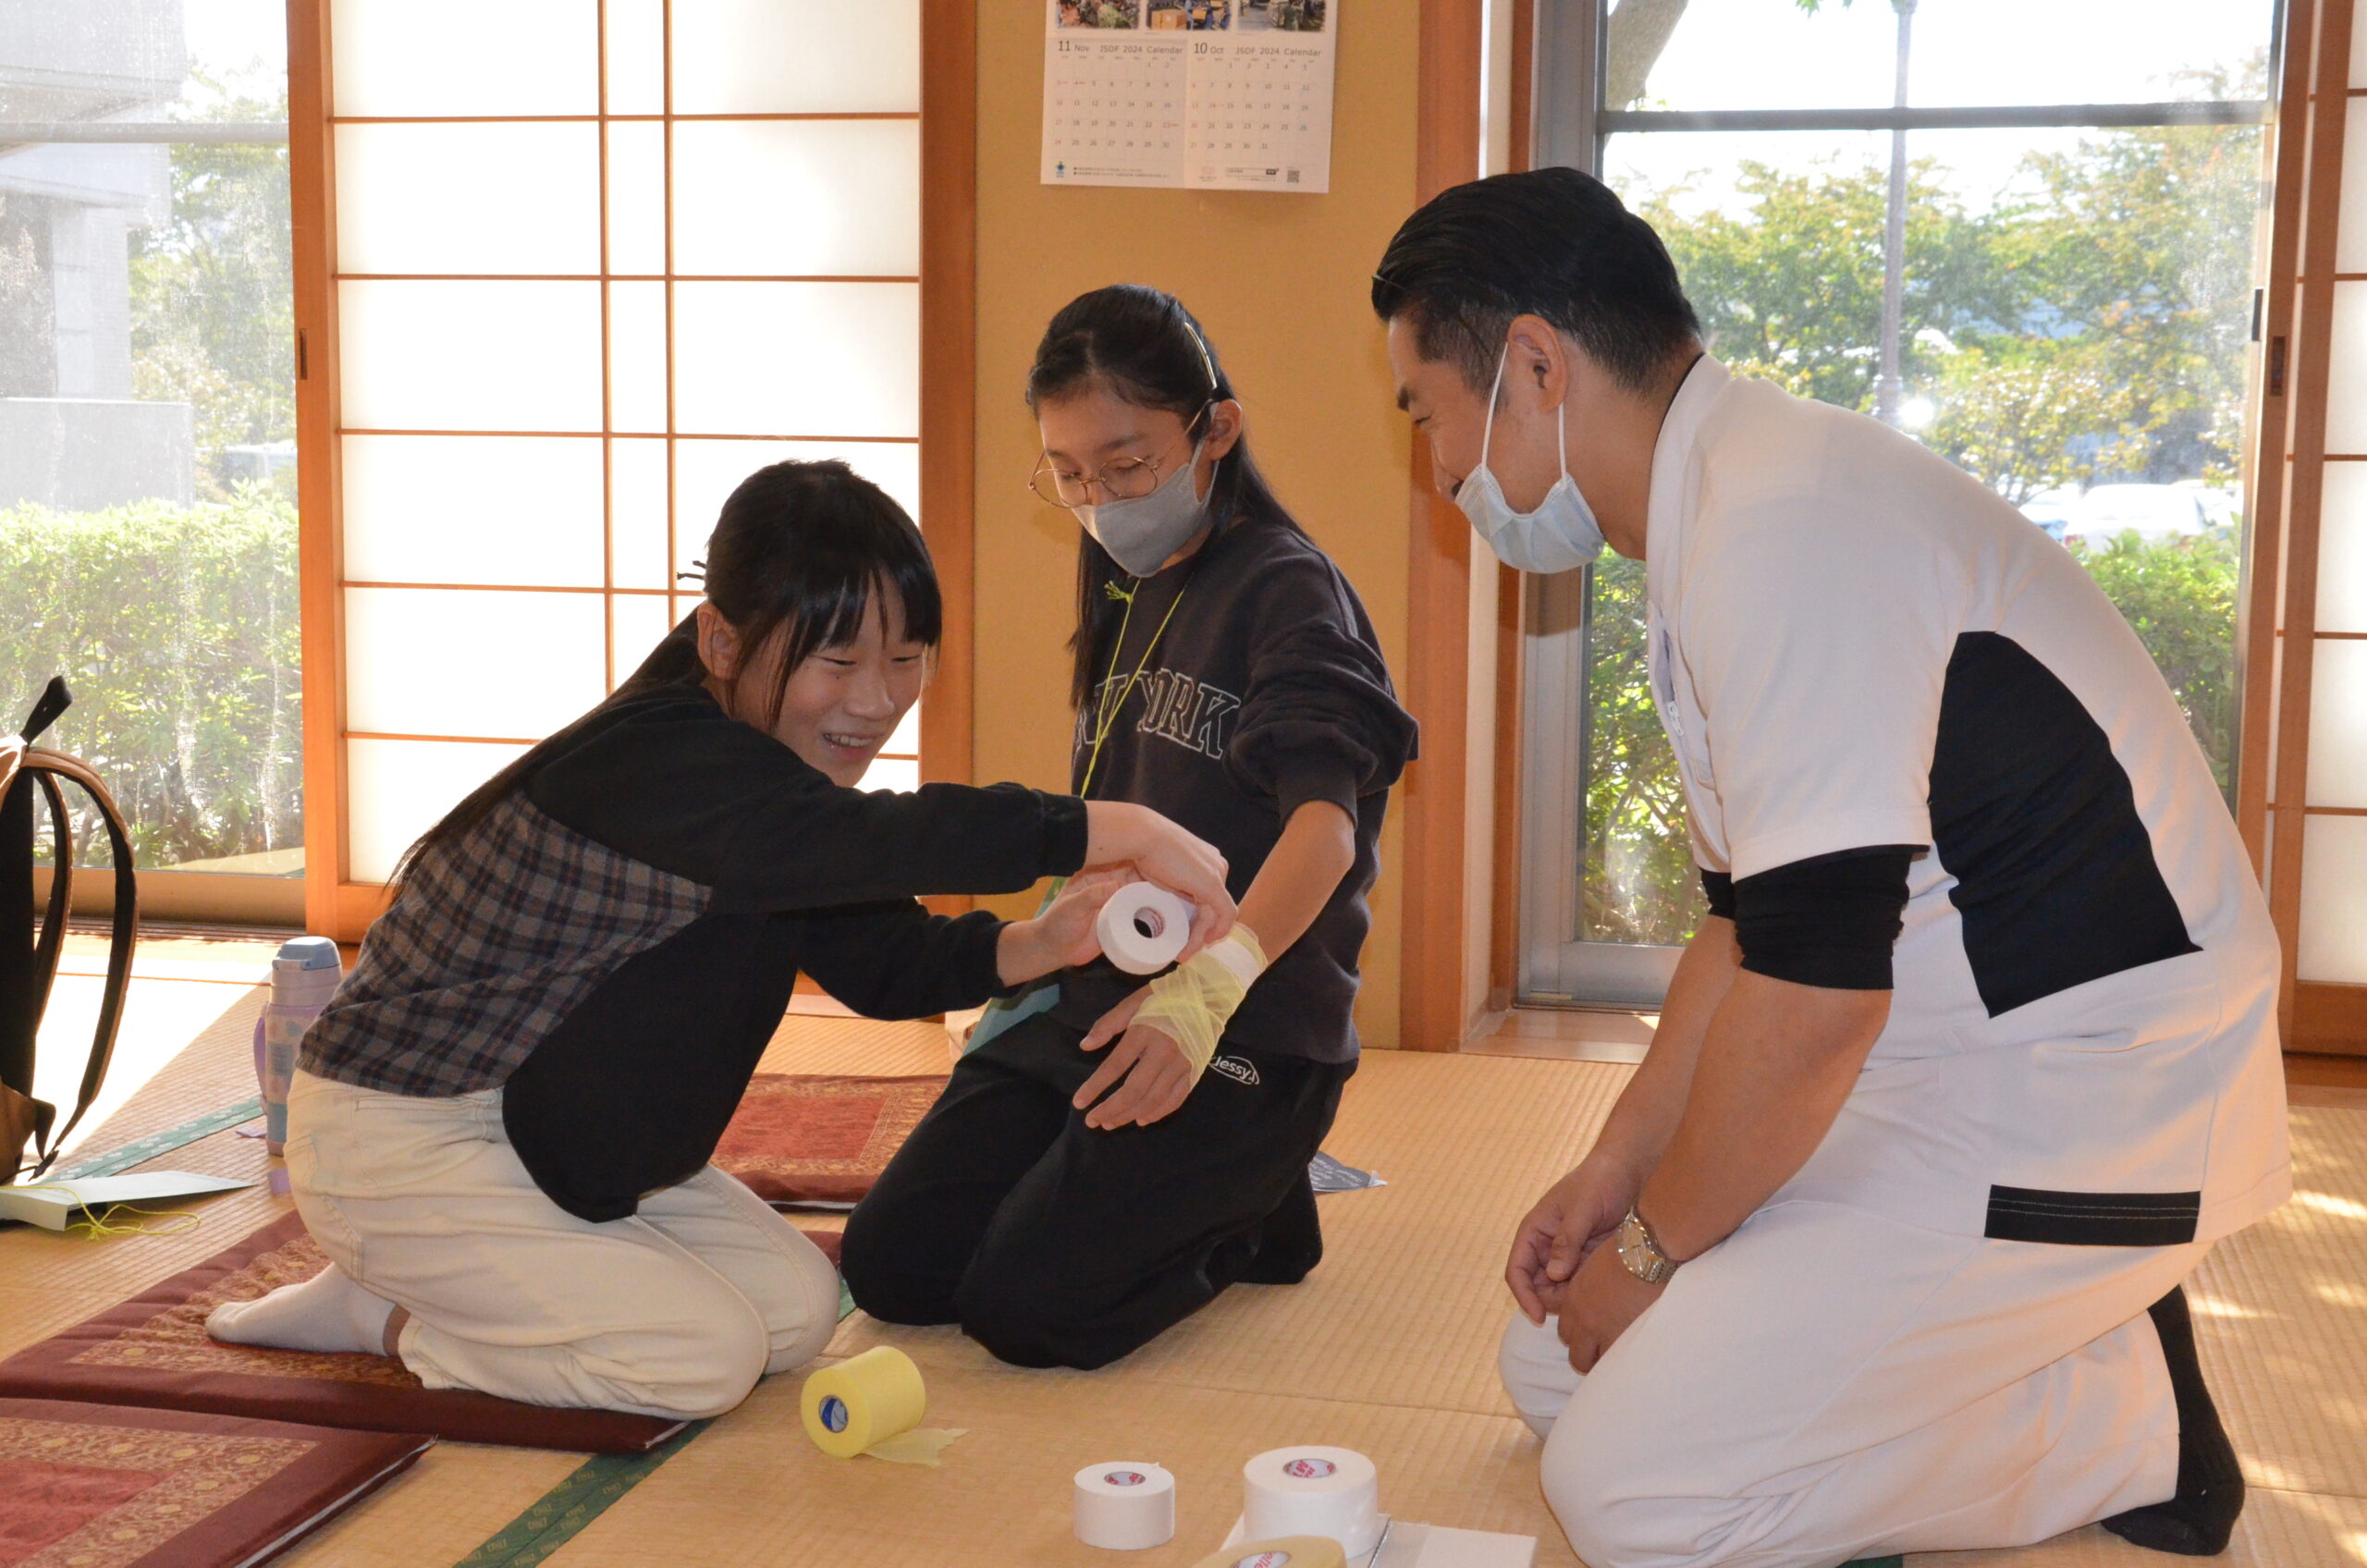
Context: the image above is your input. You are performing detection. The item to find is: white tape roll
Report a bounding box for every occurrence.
[1241,1447,1381,1560]
[1074,1461,1177,1550]
[1191,1539,1348,1568]
[1097,882,1195,974]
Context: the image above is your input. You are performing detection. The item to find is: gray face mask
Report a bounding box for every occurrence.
[1077,441,1209,577]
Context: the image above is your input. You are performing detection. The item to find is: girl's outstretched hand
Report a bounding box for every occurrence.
[996,871,1133,986]
[1039,871,1136,970]
[1080,802,1235,956]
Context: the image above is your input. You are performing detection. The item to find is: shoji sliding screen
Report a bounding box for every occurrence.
[2242,0,2366,1053]
[295,0,948,937]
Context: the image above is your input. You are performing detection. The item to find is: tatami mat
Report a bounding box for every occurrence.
[271,1442,588,1568]
[2185,1106,2367,1500]
[10,1000,2367,1568]
[755,1013,950,1077]
[1919,1487,2367,1567]
[824,1049,1632,1419]
[0,986,289,1317]
[544,1371,1576,1568]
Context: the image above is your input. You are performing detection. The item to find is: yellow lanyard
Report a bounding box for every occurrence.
[1078,578,1188,800]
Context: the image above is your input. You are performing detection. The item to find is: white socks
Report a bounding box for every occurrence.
[207,1263,398,1356]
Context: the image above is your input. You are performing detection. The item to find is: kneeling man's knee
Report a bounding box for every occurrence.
[1541,1397,1770,1568]
[1498,1313,1576,1439]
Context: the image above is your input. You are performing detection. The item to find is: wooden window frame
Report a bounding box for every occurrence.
[288,0,975,942]
[1398,0,1530,1050]
[2242,0,2367,1054]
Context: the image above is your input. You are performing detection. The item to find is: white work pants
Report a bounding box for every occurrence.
[284,1069,841,1419]
[1498,1200,2208,1568]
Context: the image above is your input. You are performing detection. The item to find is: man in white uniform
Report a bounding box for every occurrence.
[1371,167,2288,1568]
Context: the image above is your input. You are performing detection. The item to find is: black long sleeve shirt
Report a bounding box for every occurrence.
[302,679,1087,1220]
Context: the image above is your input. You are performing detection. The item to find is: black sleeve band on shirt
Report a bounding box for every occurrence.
[1732,846,1918,991]
[1699,867,1736,922]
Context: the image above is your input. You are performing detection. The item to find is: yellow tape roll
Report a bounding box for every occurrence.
[800,1346,926,1459]
[1189,1538,1348,1568]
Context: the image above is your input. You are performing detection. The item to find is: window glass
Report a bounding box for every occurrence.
[1,0,300,877]
[1539,0,2271,982]
[1606,0,2275,115]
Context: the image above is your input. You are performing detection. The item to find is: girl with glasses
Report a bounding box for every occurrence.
[841,285,1416,1370]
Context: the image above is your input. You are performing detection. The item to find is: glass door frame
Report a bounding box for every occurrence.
[1517,0,2285,1009]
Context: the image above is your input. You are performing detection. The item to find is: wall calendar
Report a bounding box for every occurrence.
[1040,0,1336,193]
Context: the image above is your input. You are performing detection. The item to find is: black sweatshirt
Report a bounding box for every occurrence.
[303,672,1087,1221]
[1036,514,1417,1063]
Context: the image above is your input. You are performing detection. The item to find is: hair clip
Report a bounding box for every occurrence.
[676,560,707,584]
[1182,320,1219,397]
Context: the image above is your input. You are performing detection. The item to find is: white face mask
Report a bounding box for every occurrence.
[1077,440,1210,577]
[1453,342,1607,574]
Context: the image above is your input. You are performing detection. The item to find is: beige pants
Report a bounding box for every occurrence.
[284,1069,841,1419]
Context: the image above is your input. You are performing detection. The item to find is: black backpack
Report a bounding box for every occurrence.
[2,678,138,1182]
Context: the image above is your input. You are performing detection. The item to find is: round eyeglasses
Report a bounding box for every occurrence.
[1029,450,1173,509]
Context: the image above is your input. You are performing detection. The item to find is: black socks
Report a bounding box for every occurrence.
[2103,1286,2244,1556]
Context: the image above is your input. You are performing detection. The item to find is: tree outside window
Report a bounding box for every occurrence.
[1546,0,2270,962]
[1,3,298,876]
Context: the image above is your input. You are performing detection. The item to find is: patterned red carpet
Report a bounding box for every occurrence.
[0,1395,426,1568]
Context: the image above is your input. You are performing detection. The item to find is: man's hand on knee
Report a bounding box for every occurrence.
[1555,1242,1664,1374]
[1506,1159,1637,1325]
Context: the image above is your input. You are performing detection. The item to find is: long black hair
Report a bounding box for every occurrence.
[388,459,939,896]
[1025,285,1303,711]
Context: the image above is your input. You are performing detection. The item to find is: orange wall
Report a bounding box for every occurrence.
[966,4,1424,1047]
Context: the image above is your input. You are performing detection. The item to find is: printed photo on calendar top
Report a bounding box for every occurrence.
[1056,0,1330,31]
[1053,0,1137,28]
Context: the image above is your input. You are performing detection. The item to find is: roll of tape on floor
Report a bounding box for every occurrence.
[800,1346,926,1459]
[1074,1461,1177,1550]
[1098,882,1194,974]
[1241,1447,1382,1559]
[1189,1537,1348,1568]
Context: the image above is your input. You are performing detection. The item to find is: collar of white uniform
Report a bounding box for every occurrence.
[1643,352,1731,617]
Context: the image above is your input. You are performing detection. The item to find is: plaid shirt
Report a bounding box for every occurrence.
[300,792,713,1096]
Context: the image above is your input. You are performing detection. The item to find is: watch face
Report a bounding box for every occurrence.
[1617,1214,1662,1280]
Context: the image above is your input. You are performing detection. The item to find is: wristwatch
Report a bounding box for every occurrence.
[1615,1205,1678,1284]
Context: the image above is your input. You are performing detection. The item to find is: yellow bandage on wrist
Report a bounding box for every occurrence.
[1134,925,1268,1084]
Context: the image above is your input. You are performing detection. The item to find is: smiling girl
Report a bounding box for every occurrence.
[207,459,1233,1419]
[841,287,1416,1370]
